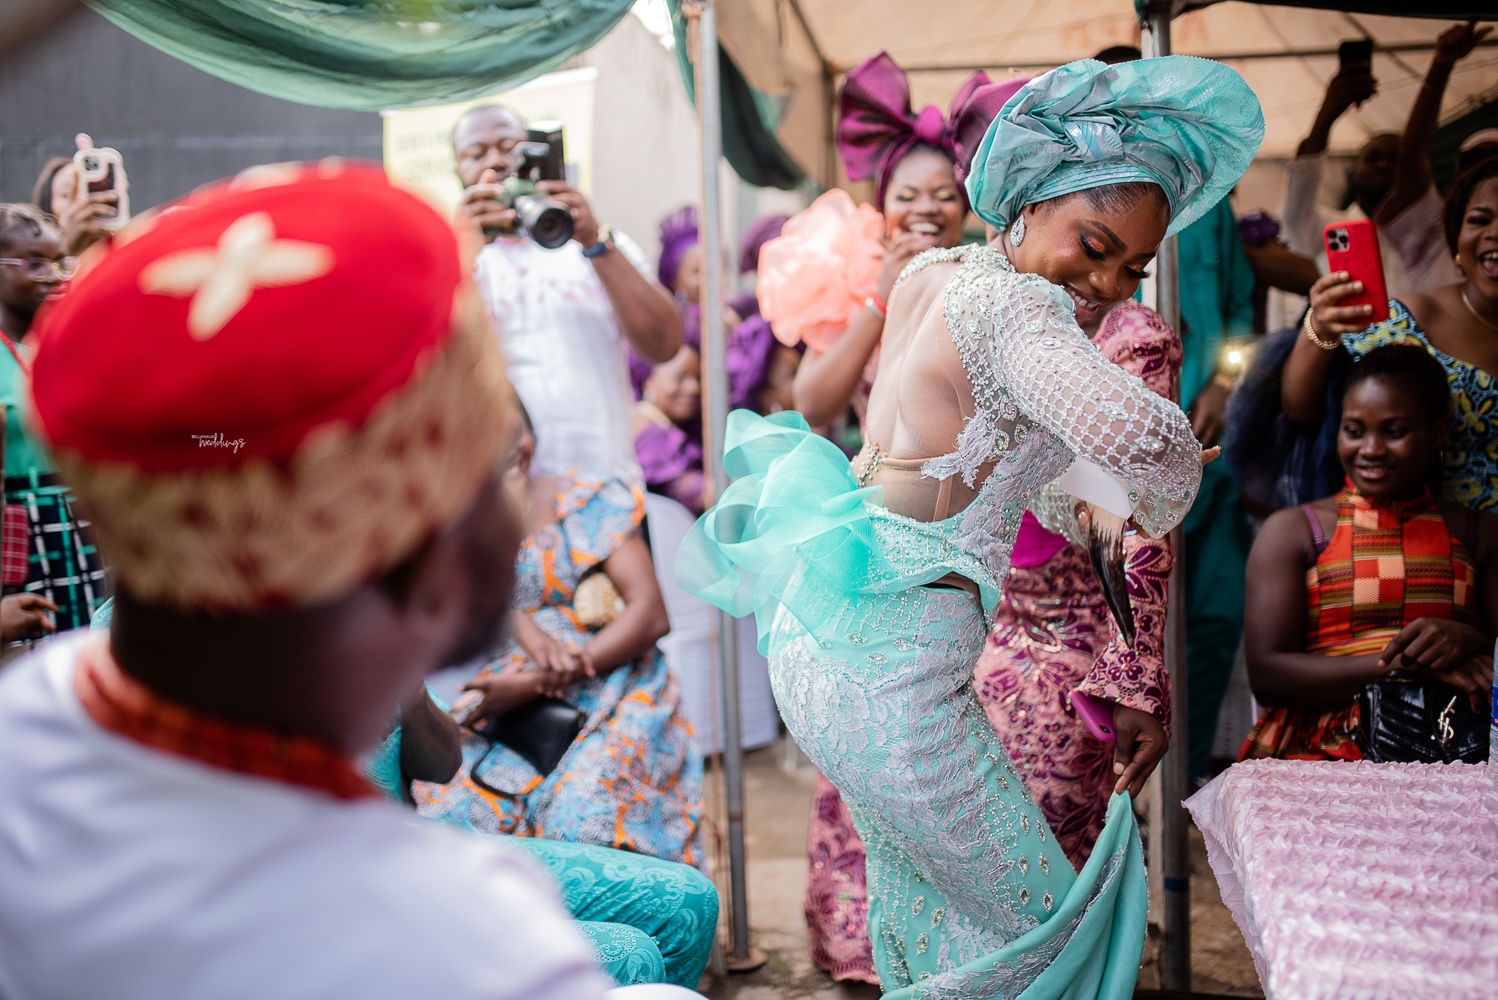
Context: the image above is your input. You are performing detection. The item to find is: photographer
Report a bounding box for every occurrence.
[454,105,681,483]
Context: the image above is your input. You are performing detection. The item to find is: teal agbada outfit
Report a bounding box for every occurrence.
[1176,199,1257,777]
[682,58,1262,998]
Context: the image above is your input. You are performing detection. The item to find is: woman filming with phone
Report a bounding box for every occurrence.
[1283,154,1498,511]
[30,134,129,257]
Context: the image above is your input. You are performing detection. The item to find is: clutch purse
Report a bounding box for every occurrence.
[1355,675,1488,764]
[470,696,586,777]
[573,570,625,630]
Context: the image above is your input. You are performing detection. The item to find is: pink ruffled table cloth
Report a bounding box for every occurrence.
[1185,759,1498,999]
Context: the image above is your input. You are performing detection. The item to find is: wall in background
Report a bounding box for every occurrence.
[0,7,382,209]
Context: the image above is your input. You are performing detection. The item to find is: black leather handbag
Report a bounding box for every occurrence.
[1355,675,1488,764]
[470,697,586,777]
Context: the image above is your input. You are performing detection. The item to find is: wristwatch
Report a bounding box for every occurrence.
[581,224,613,259]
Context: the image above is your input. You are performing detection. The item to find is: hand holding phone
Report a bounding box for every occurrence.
[1323,220,1389,326]
[1069,690,1117,743]
[71,132,130,231]
[1338,38,1373,68]
[1326,40,1376,111]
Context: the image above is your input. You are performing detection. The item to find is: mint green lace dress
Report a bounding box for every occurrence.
[681,245,1202,998]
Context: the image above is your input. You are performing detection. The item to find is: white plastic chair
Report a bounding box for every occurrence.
[644,492,778,754]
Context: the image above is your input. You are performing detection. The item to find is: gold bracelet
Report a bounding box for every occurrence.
[1302,310,1340,351]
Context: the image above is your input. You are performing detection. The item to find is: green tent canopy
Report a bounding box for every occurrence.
[666,1,804,191]
[83,0,637,111]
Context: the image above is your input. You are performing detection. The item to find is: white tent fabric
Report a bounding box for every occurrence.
[719,0,1497,187]
[645,493,779,755]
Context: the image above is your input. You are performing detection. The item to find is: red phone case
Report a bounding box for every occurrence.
[1323,219,1389,326]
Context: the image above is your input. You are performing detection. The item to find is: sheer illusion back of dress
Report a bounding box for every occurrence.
[854,243,1200,604]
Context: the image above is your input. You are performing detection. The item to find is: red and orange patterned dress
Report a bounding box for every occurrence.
[1239,484,1477,761]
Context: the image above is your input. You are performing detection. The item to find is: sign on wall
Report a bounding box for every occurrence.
[382,66,598,214]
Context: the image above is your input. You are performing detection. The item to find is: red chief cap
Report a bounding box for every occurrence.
[29,161,513,612]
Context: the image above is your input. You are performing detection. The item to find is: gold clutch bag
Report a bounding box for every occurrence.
[573,571,625,629]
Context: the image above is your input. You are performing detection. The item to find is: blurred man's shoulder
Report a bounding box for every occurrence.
[0,640,606,1000]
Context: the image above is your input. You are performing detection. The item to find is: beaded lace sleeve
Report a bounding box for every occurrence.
[946,247,1201,538]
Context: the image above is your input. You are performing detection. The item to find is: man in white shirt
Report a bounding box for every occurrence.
[454,104,682,483]
[1280,67,1412,295]
[0,163,613,1000]
[1282,24,1487,297]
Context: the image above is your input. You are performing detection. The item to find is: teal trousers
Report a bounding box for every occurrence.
[508,838,719,989]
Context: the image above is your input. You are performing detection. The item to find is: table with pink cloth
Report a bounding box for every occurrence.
[1184,759,1497,999]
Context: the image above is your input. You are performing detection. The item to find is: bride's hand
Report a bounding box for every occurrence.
[1201,446,1220,466]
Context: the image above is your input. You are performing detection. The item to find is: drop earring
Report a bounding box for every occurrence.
[1455,253,1462,267]
[1009,215,1026,246]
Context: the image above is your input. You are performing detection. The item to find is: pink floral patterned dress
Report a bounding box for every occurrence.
[975,299,1180,868]
[802,300,1181,981]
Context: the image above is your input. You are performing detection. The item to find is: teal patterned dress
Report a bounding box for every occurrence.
[681,246,1203,998]
[1345,300,1498,510]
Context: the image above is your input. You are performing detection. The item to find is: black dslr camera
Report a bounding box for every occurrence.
[494,122,574,250]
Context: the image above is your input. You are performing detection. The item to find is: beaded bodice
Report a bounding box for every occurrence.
[879,244,1201,602]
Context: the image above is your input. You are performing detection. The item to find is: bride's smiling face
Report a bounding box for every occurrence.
[1005,184,1169,329]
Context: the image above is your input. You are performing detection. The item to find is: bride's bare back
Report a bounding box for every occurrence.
[862,260,975,463]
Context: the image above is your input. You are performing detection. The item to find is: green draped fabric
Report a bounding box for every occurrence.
[83,0,636,111]
[666,1,804,191]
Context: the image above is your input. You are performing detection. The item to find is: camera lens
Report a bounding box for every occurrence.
[514,194,575,250]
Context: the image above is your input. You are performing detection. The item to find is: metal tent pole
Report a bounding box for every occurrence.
[693,0,760,971]
[1143,3,1191,992]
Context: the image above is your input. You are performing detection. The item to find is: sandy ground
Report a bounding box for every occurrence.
[697,742,1262,999]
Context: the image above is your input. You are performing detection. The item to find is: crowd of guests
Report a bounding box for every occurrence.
[0,20,1493,999]
[616,25,1494,987]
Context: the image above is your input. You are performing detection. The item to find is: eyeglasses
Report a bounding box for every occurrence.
[0,257,79,281]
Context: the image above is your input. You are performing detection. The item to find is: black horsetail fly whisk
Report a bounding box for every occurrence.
[1084,506,1136,649]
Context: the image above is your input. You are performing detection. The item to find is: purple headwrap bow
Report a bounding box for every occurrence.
[657,205,700,291]
[838,52,991,208]
[738,213,789,275]
[951,77,1032,186]
[1237,210,1281,249]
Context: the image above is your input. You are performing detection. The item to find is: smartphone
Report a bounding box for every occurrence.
[71,137,131,230]
[1069,690,1116,744]
[1338,38,1373,67]
[1324,220,1389,326]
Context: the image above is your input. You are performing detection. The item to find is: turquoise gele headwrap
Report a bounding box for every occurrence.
[966,56,1264,237]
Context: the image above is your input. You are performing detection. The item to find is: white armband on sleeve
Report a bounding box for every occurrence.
[1055,459,1137,520]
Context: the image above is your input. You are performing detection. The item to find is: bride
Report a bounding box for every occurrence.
[683,56,1262,998]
